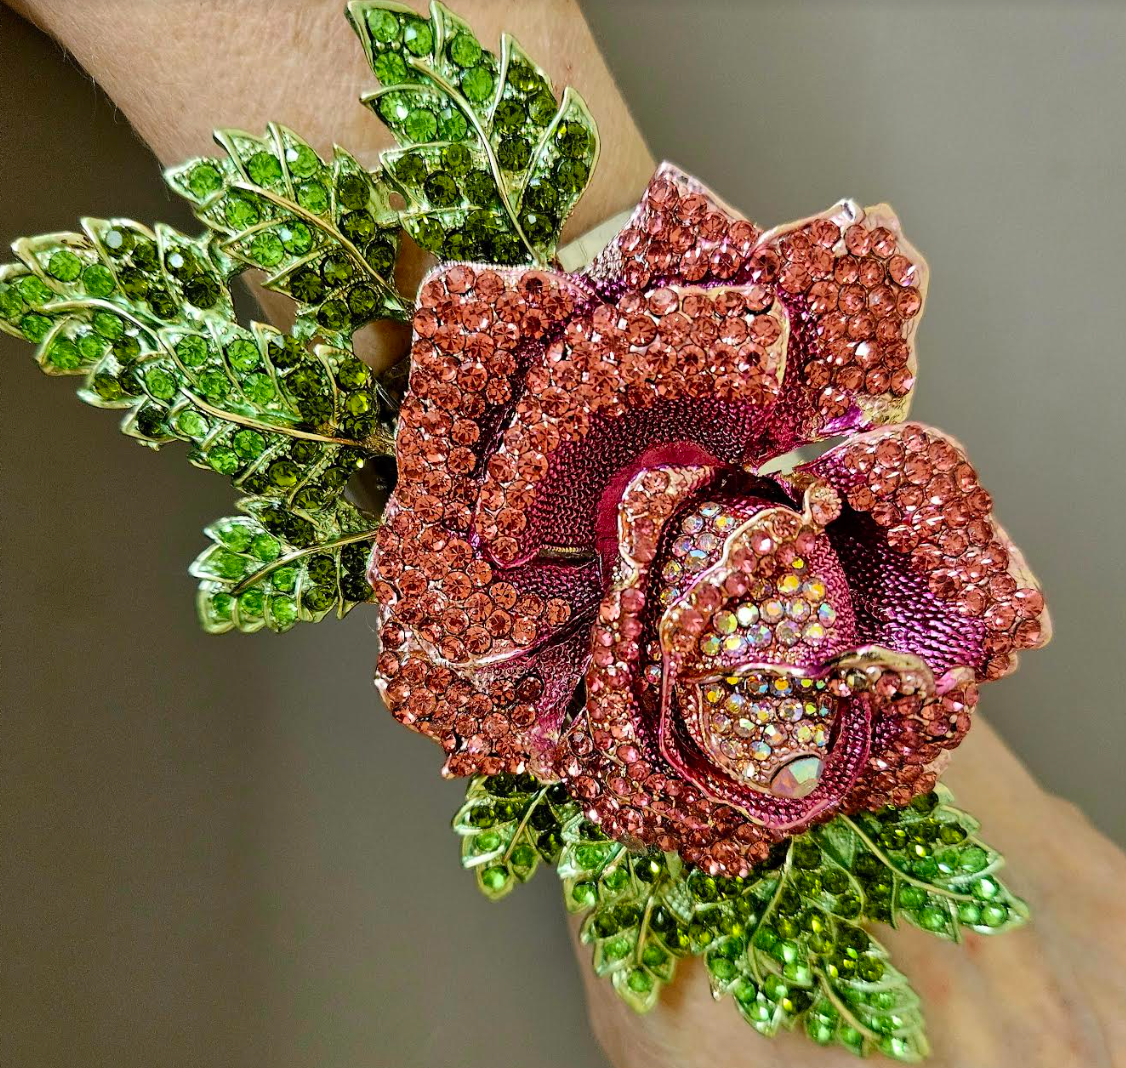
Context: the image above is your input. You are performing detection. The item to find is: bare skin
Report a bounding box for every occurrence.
[8,2,1125,1065]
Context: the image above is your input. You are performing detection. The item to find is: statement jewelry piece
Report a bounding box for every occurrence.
[3,3,1050,1061]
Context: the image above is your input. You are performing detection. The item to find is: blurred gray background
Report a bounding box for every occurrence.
[2,2,1123,1066]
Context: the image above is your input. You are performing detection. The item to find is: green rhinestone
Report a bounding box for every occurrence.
[46,337,81,370]
[464,210,497,241]
[210,550,246,580]
[959,846,989,873]
[365,8,399,44]
[240,472,270,495]
[20,312,53,342]
[342,387,373,412]
[132,241,158,271]
[554,157,589,193]
[491,232,523,264]
[336,358,369,389]
[321,254,354,286]
[0,283,26,319]
[271,566,297,592]
[981,903,1008,927]
[938,823,967,844]
[296,181,329,215]
[972,876,1000,900]
[437,109,468,142]
[76,332,106,360]
[497,136,531,171]
[373,50,408,85]
[527,90,556,126]
[208,446,240,475]
[251,533,281,561]
[268,460,299,488]
[555,120,590,158]
[337,174,369,210]
[402,17,433,56]
[117,268,149,298]
[423,171,459,207]
[284,143,319,179]
[232,428,266,459]
[441,143,472,176]
[269,597,298,627]
[238,588,265,617]
[919,905,948,931]
[393,153,427,185]
[242,373,275,404]
[463,170,497,205]
[411,216,444,252]
[135,406,166,438]
[317,299,350,331]
[460,65,494,104]
[304,590,337,612]
[164,249,196,279]
[340,210,376,243]
[223,194,261,229]
[365,240,396,276]
[102,227,134,255]
[289,440,318,465]
[341,574,370,603]
[112,334,140,362]
[286,366,323,398]
[198,370,230,401]
[347,284,378,320]
[144,367,177,401]
[187,162,223,198]
[441,229,472,259]
[278,221,313,254]
[447,31,481,68]
[626,968,652,994]
[898,885,926,909]
[226,338,260,372]
[340,543,371,574]
[378,92,410,124]
[46,250,82,282]
[207,592,234,621]
[494,100,526,133]
[175,410,208,438]
[290,268,325,304]
[305,555,335,585]
[17,275,54,305]
[246,151,283,186]
[523,180,558,214]
[184,275,220,309]
[147,288,177,319]
[519,210,555,243]
[175,334,209,367]
[298,395,333,425]
[480,867,509,893]
[507,63,541,94]
[218,523,254,552]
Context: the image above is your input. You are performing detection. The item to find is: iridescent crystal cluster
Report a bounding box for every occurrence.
[369,164,1050,874]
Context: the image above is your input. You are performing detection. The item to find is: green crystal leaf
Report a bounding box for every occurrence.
[558,813,693,1012]
[0,222,395,505]
[824,786,1030,941]
[806,923,929,1062]
[166,123,408,331]
[348,0,599,266]
[453,773,579,900]
[191,496,379,633]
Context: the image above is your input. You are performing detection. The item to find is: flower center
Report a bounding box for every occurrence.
[688,670,839,797]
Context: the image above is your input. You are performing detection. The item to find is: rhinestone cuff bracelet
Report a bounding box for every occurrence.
[2,3,1050,1062]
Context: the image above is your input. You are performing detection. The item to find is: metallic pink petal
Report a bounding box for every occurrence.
[780,422,1051,683]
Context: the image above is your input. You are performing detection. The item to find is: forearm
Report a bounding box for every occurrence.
[8,0,654,364]
[10,0,652,233]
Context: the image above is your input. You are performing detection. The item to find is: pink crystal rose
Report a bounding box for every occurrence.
[369,164,1049,874]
